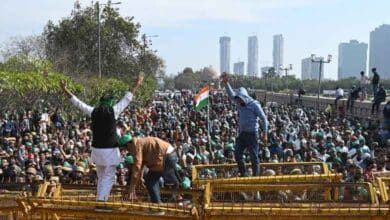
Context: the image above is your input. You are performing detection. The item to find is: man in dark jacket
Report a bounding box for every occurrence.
[346,86,361,113]
[372,85,386,114]
[371,68,380,98]
[383,101,390,130]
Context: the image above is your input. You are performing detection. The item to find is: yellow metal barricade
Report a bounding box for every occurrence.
[24,183,202,220]
[377,177,390,203]
[203,181,386,220]
[193,173,342,187]
[206,182,377,204]
[192,162,329,184]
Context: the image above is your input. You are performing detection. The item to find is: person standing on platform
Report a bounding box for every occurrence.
[372,85,386,115]
[371,68,380,98]
[334,86,344,111]
[360,71,369,101]
[60,73,144,204]
[220,73,268,177]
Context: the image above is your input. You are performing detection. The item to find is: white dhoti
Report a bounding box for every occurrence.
[91,147,122,201]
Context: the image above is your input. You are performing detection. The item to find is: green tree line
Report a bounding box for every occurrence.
[0,1,163,114]
[167,67,390,94]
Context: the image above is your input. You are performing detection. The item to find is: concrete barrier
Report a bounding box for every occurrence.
[253,90,384,120]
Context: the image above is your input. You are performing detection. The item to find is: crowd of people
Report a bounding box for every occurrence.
[1,76,390,203]
[339,68,387,115]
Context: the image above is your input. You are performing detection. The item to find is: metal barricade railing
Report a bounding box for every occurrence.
[208,182,377,204]
[203,181,384,219]
[4,177,390,219]
[192,162,329,184]
[193,173,342,188]
[377,177,390,203]
[0,182,42,219]
[23,183,202,219]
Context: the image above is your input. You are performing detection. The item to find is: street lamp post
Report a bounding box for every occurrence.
[96,1,121,79]
[141,34,159,72]
[280,64,293,91]
[311,54,332,110]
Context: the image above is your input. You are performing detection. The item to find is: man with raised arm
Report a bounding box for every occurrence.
[60,73,144,205]
[220,73,268,177]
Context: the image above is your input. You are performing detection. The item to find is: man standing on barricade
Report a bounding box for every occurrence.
[60,73,144,206]
[220,73,268,177]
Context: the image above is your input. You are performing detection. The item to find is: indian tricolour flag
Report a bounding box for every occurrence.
[194,85,209,111]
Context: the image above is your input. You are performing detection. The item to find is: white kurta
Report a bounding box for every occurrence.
[70,92,133,166]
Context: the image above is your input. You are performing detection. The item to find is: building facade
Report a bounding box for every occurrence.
[247,36,259,76]
[219,36,231,73]
[369,24,390,79]
[233,62,245,75]
[338,40,368,79]
[301,57,324,80]
[273,34,284,76]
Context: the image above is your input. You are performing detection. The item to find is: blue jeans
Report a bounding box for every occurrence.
[144,154,178,203]
[235,132,260,177]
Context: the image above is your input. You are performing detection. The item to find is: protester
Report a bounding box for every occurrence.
[124,135,179,205]
[334,87,344,111]
[371,68,380,98]
[60,73,144,205]
[360,71,369,101]
[346,86,361,113]
[221,73,268,177]
[372,85,387,115]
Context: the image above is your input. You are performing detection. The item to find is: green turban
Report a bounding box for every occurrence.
[117,163,124,169]
[118,134,133,146]
[225,143,235,151]
[180,176,191,189]
[216,151,225,159]
[124,155,134,165]
[100,95,114,108]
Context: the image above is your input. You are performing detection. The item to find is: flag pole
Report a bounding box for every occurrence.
[207,81,212,160]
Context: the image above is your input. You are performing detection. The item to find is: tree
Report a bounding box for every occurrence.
[162,76,175,90]
[43,2,164,78]
[174,67,201,90]
[263,67,277,78]
[0,35,46,60]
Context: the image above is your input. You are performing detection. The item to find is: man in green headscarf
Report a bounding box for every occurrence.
[60,73,144,207]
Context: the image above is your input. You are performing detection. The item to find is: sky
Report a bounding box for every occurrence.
[1,0,390,79]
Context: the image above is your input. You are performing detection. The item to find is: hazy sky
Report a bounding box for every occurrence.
[1,0,390,79]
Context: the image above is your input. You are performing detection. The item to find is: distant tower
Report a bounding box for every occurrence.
[301,57,324,80]
[247,36,259,76]
[219,36,231,73]
[233,61,245,75]
[369,24,390,79]
[338,40,367,79]
[273,34,284,76]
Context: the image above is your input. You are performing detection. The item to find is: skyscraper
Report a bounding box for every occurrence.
[247,36,258,76]
[233,62,245,75]
[219,36,231,73]
[338,40,368,79]
[369,24,390,79]
[273,34,284,75]
[301,57,324,80]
